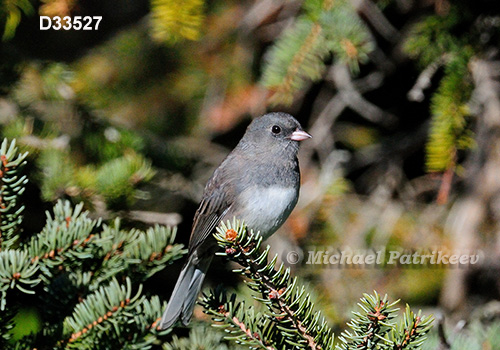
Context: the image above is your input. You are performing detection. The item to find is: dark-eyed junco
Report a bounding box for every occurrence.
[159,112,311,329]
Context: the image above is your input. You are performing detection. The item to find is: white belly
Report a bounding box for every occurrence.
[235,186,298,238]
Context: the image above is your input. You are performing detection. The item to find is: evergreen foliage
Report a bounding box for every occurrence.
[3,61,155,211]
[94,153,155,208]
[36,148,77,202]
[1,0,499,347]
[0,0,34,40]
[0,141,185,348]
[34,144,154,207]
[403,7,467,68]
[425,52,474,173]
[150,0,204,43]
[1,0,204,44]
[0,139,28,249]
[61,278,165,349]
[163,323,245,350]
[336,293,433,350]
[403,4,483,175]
[261,0,372,105]
[0,249,40,302]
[201,220,433,350]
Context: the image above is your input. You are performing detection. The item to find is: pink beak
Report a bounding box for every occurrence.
[289,129,312,141]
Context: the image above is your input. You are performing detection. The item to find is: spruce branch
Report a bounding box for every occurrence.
[92,219,185,288]
[261,0,373,106]
[26,200,102,280]
[206,221,433,350]
[123,224,184,278]
[403,8,463,68]
[201,286,280,350]
[62,277,168,348]
[36,148,76,202]
[391,305,433,350]
[139,295,168,333]
[36,148,154,207]
[150,0,204,43]
[0,307,16,347]
[403,4,478,204]
[204,219,334,350]
[336,293,433,350]
[0,249,40,309]
[95,152,155,208]
[163,323,247,350]
[0,138,184,348]
[0,138,29,250]
[426,51,474,175]
[336,292,399,350]
[0,249,38,346]
[265,19,325,106]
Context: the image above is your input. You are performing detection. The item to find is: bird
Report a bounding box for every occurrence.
[159,112,311,330]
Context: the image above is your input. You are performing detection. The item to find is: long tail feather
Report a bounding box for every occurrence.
[159,254,213,329]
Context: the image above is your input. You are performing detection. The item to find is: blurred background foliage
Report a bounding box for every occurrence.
[1,0,500,348]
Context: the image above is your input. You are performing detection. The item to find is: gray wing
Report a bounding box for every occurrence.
[159,157,236,330]
[187,171,234,255]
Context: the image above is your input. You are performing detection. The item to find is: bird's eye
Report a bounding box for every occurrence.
[271,125,281,134]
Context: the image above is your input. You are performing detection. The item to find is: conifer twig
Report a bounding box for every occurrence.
[223,309,276,350]
[205,220,433,350]
[209,219,335,350]
[0,139,28,249]
[273,0,336,102]
[224,232,319,350]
